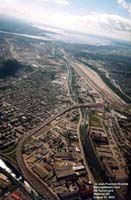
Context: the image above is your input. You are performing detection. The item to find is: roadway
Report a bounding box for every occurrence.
[65,53,126,107]
[0,158,34,200]
[16,48,103,199]
[16,50,102,199]
[16,103,99,200]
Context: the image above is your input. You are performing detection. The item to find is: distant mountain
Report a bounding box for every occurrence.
[0,16,56,36]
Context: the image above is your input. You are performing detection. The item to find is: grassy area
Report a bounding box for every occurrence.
[90,114,102,127]
[71,114,80,122]
[1,143,17,154]
[78,59,131,104]
[1,143,17,164]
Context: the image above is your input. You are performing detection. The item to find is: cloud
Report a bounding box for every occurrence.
[93,13,131,32]
[50,12,131,33]
[0,1,131,41]
[40,0,70,5]
[54,0,70,5]
[50,12,131,40]
[33,12,131,40]
[117,0,131,15]
[117,0,129,9]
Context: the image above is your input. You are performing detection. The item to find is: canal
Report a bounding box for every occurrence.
[79,108,121,200]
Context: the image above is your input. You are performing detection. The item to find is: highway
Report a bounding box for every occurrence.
[0,157,41,200]
[16,103,99,200]
[16,51,104,200]
[65,53,126,108]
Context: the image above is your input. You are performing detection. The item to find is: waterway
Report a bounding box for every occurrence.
[80,108,109,182]
[66,62,78,103]
[79,108,121,200]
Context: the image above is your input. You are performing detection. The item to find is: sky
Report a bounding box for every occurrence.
[0,0,131,41]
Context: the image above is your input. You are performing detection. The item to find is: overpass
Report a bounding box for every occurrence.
[16,103,100,200]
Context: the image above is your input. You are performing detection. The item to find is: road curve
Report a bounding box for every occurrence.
[16,103,99,200]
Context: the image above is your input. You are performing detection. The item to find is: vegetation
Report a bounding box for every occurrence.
[0,59,33,79]
[1,143,17,164]
[90,114,102,127]
[77,58,131,104]
[71,114,80,122]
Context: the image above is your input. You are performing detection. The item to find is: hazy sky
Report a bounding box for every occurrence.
[0,0,131,41]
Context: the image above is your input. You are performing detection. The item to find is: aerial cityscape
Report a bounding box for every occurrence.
[0,0,131,200]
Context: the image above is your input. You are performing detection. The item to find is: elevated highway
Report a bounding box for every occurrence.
[16,103,100,200]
